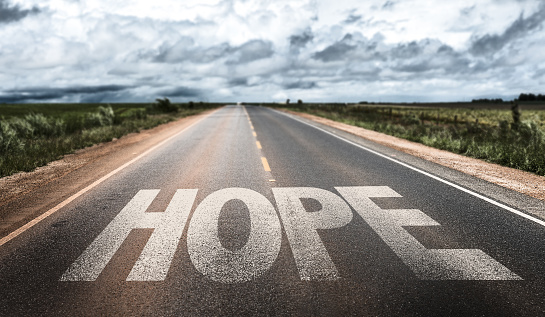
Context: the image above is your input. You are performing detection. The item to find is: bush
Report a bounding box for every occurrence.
[24,113,64,137]
[85,106,115,128]
[99,106,115,125]
[9,117,34,138]
[0,121,24,153]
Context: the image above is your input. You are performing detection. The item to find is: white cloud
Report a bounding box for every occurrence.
[0,0,544,103]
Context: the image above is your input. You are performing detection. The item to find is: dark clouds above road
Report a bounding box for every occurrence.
[0,0,40,24]
[0,0,544,103]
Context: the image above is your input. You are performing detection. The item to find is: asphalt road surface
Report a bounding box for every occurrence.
[1,105,545,316]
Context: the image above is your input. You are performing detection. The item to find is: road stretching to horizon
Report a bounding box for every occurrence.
[1,105,545,315]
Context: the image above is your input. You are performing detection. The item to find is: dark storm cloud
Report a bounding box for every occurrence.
[0,0,40,24]
[152,37,196,64]
[289,29,314,50]
[0,85,133,103]
[382,1,396,10]
[226,39,274,64]
[391,41,423,59]
[344,14,361,24]
[153,42,232,64]
[390,41,472,75]
[283,81,317,90]
[152,39,273,65]
[310,34,474,77]
[394,62,433,73]
[312,34,356,62]
[313,42,355,62]
[437,44,455,54]
[307,31,482,79]
[228,78,248,87]
[156,86,201,97]
[194,43,231,63]
[470,4,545,55]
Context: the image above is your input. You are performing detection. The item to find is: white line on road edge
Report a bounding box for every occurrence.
[0,108,220,248]
[272,108,545,228]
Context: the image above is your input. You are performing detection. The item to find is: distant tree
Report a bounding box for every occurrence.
[519,93,545,102]
[297,99,303,104]
[472,98,504,103]
[286,99,290,105]
[154,97,178,113]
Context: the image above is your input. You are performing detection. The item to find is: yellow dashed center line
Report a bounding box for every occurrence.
[244,106,274,174]
[261,157,271,172]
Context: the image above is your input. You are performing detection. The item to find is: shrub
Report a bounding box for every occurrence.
[98,106,115,125]
[85,106,115,128]
[0,121,24,153]
[9,117,34,138]
[24,113,64,137]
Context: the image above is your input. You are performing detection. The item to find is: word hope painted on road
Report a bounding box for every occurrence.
[61,187,520,283]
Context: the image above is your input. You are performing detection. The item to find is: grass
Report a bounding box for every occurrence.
[0,101,220,178]
[266,102,545,177]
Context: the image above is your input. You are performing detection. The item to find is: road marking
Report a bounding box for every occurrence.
[261,157,271,171]
[273,187,353,280]
[61,189,198,281]
[0,109,218,248]
[244,106,274,176]
[272,109,545,228]
[62,186,518,282]
[60,189,197,281]
[336,186,520,280]
[187,188,282,283]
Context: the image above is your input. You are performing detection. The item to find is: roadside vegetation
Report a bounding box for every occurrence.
[0,99,218,178]
[267,101,545,176]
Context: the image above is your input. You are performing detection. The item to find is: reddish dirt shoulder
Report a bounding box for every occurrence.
[284,110,545,201]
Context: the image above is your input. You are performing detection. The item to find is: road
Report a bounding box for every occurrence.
[1,105,545,316]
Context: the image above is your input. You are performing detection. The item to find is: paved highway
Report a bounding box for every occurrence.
[1,105,545,316]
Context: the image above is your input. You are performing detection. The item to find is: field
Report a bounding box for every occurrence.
[267,102,545,176]
[0,101,219,178]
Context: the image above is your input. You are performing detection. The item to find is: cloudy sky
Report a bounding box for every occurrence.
[1,0,544,103]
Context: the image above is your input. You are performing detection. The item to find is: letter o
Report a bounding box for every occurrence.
[187,188,282,283]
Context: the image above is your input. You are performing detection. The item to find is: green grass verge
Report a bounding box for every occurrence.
[266,103,545,177]
[0,102,220,178]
